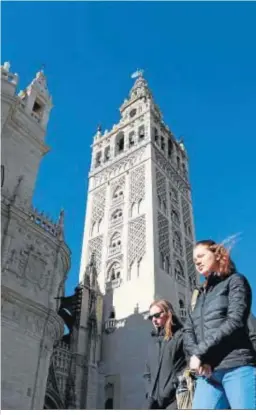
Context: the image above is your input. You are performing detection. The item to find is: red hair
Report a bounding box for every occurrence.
[195,239,236,277]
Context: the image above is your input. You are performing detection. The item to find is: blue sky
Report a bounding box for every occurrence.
[2,2,256,313]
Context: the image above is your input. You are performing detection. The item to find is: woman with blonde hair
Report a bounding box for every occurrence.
[143,299,187,409]
[184,239,256,409]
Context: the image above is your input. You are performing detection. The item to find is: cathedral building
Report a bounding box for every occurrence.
[1,63,197,410]
[1,62,71,409]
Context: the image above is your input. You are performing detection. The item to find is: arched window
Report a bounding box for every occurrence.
[111,209,123,223]
[138,125,145,141]
[173,231,182,255]
[115,131,124,155]
[109,232,121,255]
[175,261,185,281]
[158,195,162,209]
[177,156,181,169]
[161,136,165,151]
[168,139,173,158]
[162,200,167,214]
[95,151,102,168]
[129,131,135,147]
[179,299,185,309]
[113,186,124,201]
[104,145,110,162]
[108,262,121,281]
[154,127,159,143]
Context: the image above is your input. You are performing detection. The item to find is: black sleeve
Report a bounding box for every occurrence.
[196,274,252,361]
[159,331,187,403]
[183,310,199,358]
[143,358,151,398]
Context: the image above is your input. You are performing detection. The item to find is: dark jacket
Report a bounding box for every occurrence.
[143,318,187,409]
[183,272,256,371]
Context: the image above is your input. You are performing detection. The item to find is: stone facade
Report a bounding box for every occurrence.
[1,62,71,410]
[79,71,198,409]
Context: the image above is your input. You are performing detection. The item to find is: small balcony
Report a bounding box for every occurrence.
[104,318,117,334]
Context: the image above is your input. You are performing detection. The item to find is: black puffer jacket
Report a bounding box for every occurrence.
[183,272,256,371]
[143,317,187,409]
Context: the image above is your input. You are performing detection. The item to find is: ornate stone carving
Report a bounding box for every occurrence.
[156,168,167,213]
[93,145,146,187]
[91,186,106,222]
[88,236,103,273]
[111,175,126,205]
[157,212,170,257]
[128,215,146,266]
[3,245,50,292]
[129,164,145,205]
[154,147,190,196]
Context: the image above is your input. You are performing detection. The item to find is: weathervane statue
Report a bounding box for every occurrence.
[131,68,144,79]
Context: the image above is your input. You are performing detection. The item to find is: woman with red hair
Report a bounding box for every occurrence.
[184,239,256,409]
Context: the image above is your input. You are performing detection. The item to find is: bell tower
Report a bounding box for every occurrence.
[78,70,197,408]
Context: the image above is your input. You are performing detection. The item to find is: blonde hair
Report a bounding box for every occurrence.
[149,299,174,340]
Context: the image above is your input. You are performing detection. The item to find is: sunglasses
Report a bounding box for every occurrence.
[148,311,164,321]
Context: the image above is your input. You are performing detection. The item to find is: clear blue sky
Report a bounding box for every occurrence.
[2,2,256,313]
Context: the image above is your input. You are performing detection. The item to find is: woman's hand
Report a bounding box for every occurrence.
[198,364,212,378]
[189,355,201,372]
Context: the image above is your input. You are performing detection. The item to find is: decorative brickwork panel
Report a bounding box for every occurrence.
[156,168,167,203]
[157,211,170,257]
[91,186,106,222]
[181,197,193,239]
[88,236,103,273]
[129,164,145,205]
[128,215,146,266]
